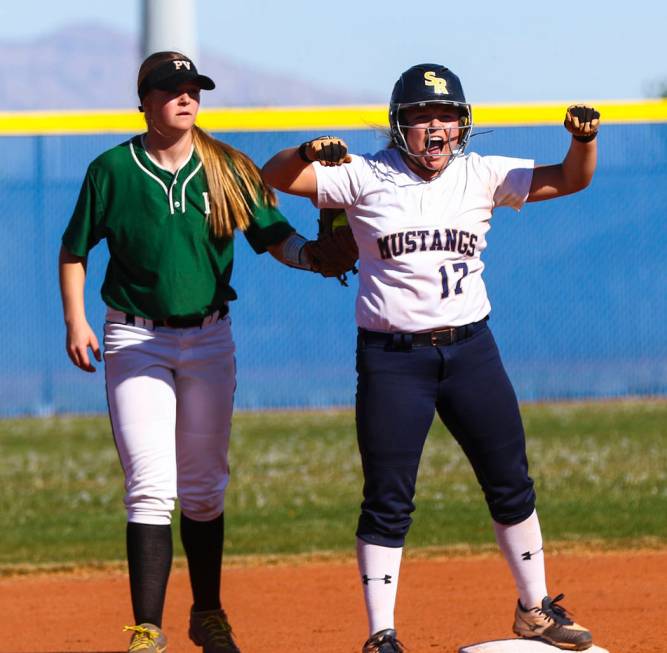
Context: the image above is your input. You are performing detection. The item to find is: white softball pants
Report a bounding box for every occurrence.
[103,309,236,526]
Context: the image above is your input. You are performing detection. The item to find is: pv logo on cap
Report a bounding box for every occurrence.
[424,71,448,94]
[173,60,192,71]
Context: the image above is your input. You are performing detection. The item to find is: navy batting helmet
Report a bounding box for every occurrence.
[389,64,472,157]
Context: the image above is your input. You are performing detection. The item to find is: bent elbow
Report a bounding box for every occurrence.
[567,173,594,195]
[576,176,593,192]
[261,164,292,194]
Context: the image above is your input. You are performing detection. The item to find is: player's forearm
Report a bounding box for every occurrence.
[528,104,599,202]
[263,137,350,198]
[561,137,597,191]
[58,246,89,325]
[558,103,599,193]
[261,148,315,196]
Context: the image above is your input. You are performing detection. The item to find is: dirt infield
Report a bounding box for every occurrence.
[0,549,664,653]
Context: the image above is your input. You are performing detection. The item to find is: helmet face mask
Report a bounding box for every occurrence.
[389,64,472,164]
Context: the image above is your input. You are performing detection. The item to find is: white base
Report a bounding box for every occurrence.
[459,640,609,653]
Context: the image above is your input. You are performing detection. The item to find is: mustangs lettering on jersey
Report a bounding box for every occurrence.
[376,227,478,260]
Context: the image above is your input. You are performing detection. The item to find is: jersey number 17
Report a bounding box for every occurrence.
[439,262,469,298]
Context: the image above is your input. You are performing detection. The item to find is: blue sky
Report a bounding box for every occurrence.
[1,0,666,104]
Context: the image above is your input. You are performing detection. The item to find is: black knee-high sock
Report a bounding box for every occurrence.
[180,512,224,612]
[126,522,173,626]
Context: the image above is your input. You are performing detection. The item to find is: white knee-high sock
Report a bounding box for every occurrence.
[493,509,547,609]
[356,538,403,636]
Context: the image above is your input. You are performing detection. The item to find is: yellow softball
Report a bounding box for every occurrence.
[332,212,348,229]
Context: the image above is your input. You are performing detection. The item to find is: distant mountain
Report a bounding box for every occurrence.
[0,23,382,110]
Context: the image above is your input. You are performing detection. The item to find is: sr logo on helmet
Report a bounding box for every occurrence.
[424,71,449,94]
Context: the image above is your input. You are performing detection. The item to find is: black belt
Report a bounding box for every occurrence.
[125,305,228,329]
[359,317,488,350]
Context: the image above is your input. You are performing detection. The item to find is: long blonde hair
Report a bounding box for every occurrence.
[137,51,277,239]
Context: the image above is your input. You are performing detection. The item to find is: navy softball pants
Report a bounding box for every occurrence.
[355,319,536,548]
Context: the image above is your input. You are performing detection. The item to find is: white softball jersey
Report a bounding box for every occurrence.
[314,148,534,332]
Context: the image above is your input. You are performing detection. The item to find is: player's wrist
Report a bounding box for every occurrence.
[281,232,312,270]
[298,242,312,268]
[64,312,88,329]
[572,132,598,143]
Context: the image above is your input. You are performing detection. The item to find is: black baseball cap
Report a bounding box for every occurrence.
[138,56,215,101]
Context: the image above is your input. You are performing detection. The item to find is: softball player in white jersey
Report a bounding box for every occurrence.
[262,64,600,652]
[59,51,322,653]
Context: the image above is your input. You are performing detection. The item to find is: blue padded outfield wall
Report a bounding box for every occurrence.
[0,107,665,416]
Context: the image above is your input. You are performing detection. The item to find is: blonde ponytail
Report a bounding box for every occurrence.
[192,126,277,239]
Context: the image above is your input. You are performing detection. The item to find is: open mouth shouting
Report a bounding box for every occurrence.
[425,134,447,156]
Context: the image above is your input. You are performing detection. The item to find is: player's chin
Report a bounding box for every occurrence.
[422,153,450,170]
[170,115,197,130]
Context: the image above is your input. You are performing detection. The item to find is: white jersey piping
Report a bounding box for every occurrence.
[130,139,169,203]
[131,136,197,214]
[181,161,203,213]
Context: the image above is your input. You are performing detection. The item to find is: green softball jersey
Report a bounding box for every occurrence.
[62,135,294,319]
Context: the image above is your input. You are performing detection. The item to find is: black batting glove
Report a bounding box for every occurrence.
[564,105,601,142]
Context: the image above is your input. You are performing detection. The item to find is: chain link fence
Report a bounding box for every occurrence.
[1,122,665,416]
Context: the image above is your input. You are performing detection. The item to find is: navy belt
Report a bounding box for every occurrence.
[359,317,488,350]
[124,304,229,329]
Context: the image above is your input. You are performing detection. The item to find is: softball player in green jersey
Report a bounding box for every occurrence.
[59,51,318,653]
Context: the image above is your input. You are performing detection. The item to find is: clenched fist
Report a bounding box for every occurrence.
[299,136,353,166]
[564,105,600,143]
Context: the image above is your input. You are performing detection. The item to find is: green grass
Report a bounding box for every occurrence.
[0,400,665,568]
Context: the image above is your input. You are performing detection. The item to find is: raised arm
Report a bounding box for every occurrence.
[527,105,600,202]
[261,136,351,200]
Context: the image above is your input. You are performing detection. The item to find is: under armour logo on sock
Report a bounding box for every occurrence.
[521,547,543,561]
[362,574,392,585]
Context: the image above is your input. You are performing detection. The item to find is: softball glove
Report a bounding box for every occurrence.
[303,209,358,285]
